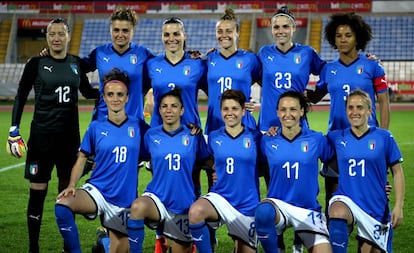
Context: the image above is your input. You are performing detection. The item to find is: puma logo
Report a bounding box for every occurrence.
[29,214,41,220]
[43,66,53,72]
[332,241,346,248]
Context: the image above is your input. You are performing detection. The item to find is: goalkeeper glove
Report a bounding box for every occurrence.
[6,126,27,158]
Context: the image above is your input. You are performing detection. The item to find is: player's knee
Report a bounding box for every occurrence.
[255,202,276,229]
[129,199,142,219]
[188,202,206,224]
[55,204,73,222]
[328,201,349,219]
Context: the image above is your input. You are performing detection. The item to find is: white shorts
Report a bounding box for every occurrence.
[143,192,192,243]
[203,192,257,249]
[266,198,330,249]
[81,183,130,235]
[329,195,391,252]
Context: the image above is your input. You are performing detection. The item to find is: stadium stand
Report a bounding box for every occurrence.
[1,14,413,100]
[0,20,12,63]
[0,63,25,97]
[238,19,252,51]
[69,20,84,56]
[309,18,322,53]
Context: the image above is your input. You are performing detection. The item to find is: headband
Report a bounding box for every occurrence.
[273,13,296,26]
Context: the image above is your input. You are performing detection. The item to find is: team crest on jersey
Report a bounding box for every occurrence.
[236,59,243,69]
[294,54,301,64]
[356,65,364,74]
[183,65,191,76]
[368,139,376,150]
[128,127,135,138]
[70,64,79,75]
[29,163,38,175]
[182,135,189,146]
[301,141,309,152]
[243,138,251,148]
[130,54,137,64]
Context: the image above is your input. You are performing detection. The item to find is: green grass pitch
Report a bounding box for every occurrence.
[0,104,413,252]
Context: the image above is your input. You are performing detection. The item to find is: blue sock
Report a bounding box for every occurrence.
[54,204,81,253]
[208,225,217,248]
[155,226,163,239]
[127,218,145,253]
[386,226,393,253]
[255,202,278,253]
[189,221,212,253]
[329,218,348,253]
[101,235,110,253]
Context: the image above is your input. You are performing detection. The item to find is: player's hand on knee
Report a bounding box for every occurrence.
[6,126,27,158]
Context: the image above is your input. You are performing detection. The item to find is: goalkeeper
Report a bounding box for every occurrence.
[6,18,99,253]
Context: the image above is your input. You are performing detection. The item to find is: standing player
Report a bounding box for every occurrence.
[127,87,211,253]
[147,17,206,128]
[257,5,325,133]
[255,91,333,253]
[306,12,390,217]
[204,8,261,135]
[327,89,404,253]
[5,18,99,253]
[54,68,149,253]
[188,89,261,253]
[82,5,154,120]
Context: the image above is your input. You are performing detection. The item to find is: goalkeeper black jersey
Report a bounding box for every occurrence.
[11,55,99,133]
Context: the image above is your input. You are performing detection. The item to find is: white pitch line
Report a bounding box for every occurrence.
[399,141,414,146]
[0,162,25,173]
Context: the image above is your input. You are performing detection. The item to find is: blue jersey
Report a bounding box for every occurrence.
[81,117,148,208]
[205,49,261,134]
[208,127,261,216]
[83,42,154,120]
[147,52,206,128]
[143,125,210,214]
[316,54,388,131]
[261,128,333,212]
[258,43,325,131]
[328,127,403,222]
